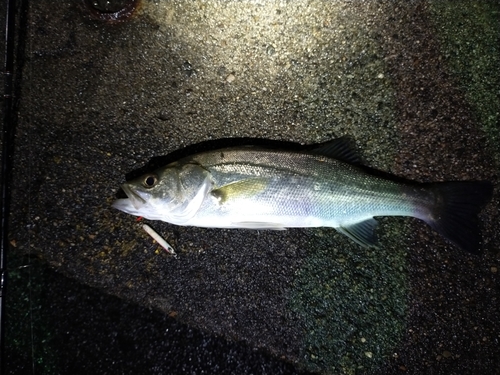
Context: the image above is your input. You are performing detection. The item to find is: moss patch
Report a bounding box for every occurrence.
[429,0,500,163]
[290,225,408,374]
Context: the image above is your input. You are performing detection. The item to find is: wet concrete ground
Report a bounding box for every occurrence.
[4,0,500,374]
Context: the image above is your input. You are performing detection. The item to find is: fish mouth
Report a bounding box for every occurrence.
[119,183,147,210]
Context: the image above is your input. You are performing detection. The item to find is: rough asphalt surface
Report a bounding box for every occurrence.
[4,0,499,374]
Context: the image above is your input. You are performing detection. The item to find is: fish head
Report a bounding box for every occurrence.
[113,162,212,224]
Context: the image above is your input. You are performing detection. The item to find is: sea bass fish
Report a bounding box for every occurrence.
[112,138,492,253]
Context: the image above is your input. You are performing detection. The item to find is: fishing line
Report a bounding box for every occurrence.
[1,0,32,372]
[27,1,35,372]
[0,0,17,372]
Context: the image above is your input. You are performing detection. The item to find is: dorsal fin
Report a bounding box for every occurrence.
[309,136,361,165]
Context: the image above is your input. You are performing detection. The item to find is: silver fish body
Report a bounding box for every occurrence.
[113,138,492,252]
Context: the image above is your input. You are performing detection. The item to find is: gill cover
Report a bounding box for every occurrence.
[168,163,213,223]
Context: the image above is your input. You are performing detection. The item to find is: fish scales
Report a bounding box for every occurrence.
[187,148,424,227]
[113,138,492,252]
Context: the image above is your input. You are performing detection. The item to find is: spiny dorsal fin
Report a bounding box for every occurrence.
[309,136,361,165]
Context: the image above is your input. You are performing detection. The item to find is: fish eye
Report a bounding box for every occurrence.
[143,174,158,188]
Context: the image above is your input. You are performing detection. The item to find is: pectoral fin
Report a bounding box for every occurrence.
[211,177,269,204]
[336,218,379,248]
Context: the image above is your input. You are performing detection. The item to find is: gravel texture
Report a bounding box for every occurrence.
[4,0,499,374]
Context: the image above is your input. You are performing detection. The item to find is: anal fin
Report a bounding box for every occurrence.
[336,218,379,248]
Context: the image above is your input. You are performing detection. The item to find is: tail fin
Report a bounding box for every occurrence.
[423,181,493,253]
